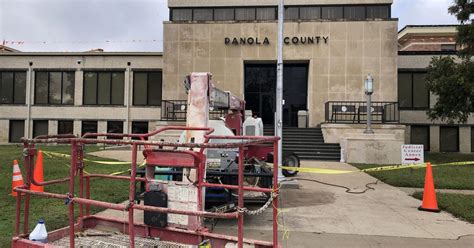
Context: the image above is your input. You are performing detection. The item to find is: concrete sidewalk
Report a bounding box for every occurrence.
[214,161,474,247]
[91,150,474,247]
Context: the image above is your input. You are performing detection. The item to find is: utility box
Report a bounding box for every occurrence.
[297,110,308,128]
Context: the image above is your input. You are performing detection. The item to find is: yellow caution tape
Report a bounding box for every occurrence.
[280,161,474,175]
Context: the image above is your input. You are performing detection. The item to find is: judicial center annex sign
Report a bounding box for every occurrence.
[224,36,330,46]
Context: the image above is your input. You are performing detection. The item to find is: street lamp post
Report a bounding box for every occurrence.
[364,74,374,134]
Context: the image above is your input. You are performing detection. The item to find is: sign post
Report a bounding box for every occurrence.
[401,145,424,165]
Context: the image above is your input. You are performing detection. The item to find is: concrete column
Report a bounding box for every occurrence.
[0,120,9,143]
[75,70,84,106]
[48,120,58,135]
[405,125,411,144]
[73,120,82,137]
[98,121,107,133]
[459,126,471,153]
[430,125,440,152]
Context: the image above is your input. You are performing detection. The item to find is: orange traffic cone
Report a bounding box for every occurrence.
[30,150,44,192]
[418,162,440,212]
[11,160,24,197]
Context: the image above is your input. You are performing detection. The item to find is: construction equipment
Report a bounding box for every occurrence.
[11,72,300,248]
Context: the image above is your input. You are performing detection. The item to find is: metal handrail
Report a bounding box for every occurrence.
[325,101,400,124]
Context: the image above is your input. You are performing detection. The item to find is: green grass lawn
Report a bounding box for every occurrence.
[0,145,131,246]
[352,153,474,189]
[412,192,474,223]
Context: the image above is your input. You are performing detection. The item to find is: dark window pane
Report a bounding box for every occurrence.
[132,121,148,140]
[440,126,459,152]
[0,72,14,103]
[411,126,430,151]
[256,7,275,20]
[172,9,192,21]
[300,7,320,20]
[111,72,124,105]
[14,72,26,104]
[84,72,97,105]
[344,6,365,19]
[35,72,49,104]
[97,72,111,105]
[48,72,62,104]
[398,73,412,108]
[367,6,389,19]
[58,120,74,135]
[133,73,147,105]
[107,121,123,139]
[322,7,343,19]
[235,8,255,21]
[471,127,474,152]
[81,121,98,137]
[193,8,213,21]
[413,73,429,108]
[148,72,162,106]
[441,44,456,51]
[9,120,25,143]
[33,120,48,138]
[285,7,299,20]
[214,8,234,21]
[62,72,75,104]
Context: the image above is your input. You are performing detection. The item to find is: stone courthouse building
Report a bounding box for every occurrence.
[0,1,472,156]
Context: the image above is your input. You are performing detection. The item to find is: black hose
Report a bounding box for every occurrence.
[284,178,380,194]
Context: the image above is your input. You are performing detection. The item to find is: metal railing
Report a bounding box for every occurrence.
[325,101,399,123]
[161,100,227,121]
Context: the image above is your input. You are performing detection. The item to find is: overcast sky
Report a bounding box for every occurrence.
[0,0,459,52]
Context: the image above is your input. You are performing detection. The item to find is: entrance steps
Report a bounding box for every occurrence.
[264,127,341,161]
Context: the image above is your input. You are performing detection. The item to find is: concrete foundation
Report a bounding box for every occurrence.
[340,133,403,164]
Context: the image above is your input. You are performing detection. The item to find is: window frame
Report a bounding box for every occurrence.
[58,120,74,135]
[81,120,98,137]
[439,126,459,152]
[398,71,430,110]
[33,120,49,138]
[0,71,27,105]
[82,71,125,106]
[9,120,25,143]
[34,70,75,105]
[132,71,162,106]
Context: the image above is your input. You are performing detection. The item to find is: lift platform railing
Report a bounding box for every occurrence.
[13,126,280,248]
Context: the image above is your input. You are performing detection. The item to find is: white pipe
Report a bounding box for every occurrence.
[276,0,285,181]
[26,63,33,139]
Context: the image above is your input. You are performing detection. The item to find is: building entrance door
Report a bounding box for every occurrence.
[244,63,308,127]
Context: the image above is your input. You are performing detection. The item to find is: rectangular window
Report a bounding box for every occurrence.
[58,120,74,135]
[0,71,26,104]
[366,6,389,19]
[440,126,459,152]
[300,7,321,20]
[107,121,123,139]
[321,6,343,19]
[256,7,276,20]
[235,8,256,21]
[411,126,430,151]
[132,121,148,140]
[344,6,366,19]
[9,120,25,143]
[83,71,124,105]
[133,71,162,106]
[193,8,213,21]
[35,71,75,105]
[33,120,48,138]
[171,9,192,21]
[81,121,98,137]
[285,7,299,20]
[398,72,429,109]
[441,44,456,51]
[214,8,234,21]
[471,127,474,152]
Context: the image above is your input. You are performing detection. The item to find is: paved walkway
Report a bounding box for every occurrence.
[91,151,474,247]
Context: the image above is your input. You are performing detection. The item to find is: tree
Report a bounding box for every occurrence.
[424,0,473,123]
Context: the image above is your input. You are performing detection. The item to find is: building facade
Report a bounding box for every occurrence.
[0,52,163,143]
[398,25,473,153]
[163,0,398,127]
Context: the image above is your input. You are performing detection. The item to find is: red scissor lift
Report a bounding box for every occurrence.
[12,126,280,248]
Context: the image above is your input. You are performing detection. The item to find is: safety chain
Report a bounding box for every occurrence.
[237,191,278,216]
